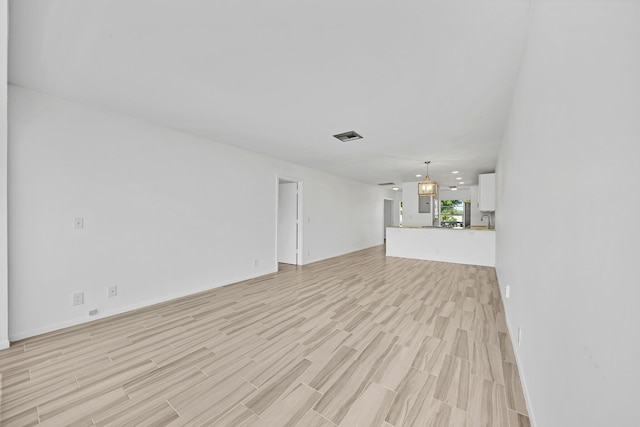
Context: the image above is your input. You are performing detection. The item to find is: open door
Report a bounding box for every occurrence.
[384,199,393,240]
[277,181,299,265]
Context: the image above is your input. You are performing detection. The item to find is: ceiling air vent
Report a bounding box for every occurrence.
[378,183,396,186]
[333,131,363,142]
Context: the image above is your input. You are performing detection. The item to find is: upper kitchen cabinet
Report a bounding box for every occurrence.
[478,173,496,212]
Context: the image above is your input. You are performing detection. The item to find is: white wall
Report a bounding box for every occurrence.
[404,185,486,228]
[437,187,470,202]
[495,1,640,426]
[8,85,392,340]
[401,182,431,226]
[0,0,8,350]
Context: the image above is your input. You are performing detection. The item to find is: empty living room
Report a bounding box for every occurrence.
[1,1,639,426]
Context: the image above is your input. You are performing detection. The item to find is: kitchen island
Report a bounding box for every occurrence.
[386,226,495,267]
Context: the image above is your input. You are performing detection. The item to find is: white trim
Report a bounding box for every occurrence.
[0,339,9,350]
[496,269,537,427]
[9,268,276,342]
[276,175,304,266]
[304,243,381,266]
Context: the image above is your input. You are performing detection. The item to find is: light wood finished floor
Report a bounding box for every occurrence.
[0,245,530,426]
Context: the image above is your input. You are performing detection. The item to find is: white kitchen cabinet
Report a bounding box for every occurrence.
[478,173,496,212]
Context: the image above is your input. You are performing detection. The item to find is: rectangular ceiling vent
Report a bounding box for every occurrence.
[378,183,396,186]
[333,131,363,142]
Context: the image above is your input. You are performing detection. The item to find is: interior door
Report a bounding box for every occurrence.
[277,182,298,264]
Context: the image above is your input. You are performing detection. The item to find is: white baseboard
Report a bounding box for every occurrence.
[9,243,384,341]
[304,241,384,265]
[9,268,276,342]
[0,339,9,350]
[496,270,537,427]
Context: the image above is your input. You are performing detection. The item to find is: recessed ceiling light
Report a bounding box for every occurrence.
[333,131,363,142]
[416,174,422,178]
[459,182,465,184]
[456,177,462,180]
[392,187,400,191]
[452,171,459,174]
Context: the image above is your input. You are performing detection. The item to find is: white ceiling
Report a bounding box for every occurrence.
[8,0,532,189]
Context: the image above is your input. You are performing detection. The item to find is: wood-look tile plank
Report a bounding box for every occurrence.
[503,362,529,416]
[498,332,516,364]
[253,382,322,427]
[203,403,259,427]
[244,343,307,387]
[0,406,40,427]
[423,399,467,427]
[123,364,208,401]
[412,335,448,375]
[339,382,396,426]
[372,344,419,391]
[304,329,352,364]
[472,341,505,384]
[508,409,532,427]
[433,354,471,411]
[38,387,129,426]
[1,376,79,420]
[93,392,178,426]
[95,400,179,427]
[385,368,438,427]
[0,245,524,427]
[168,374,257,425]
[0,369,30,389]
[244,358,312,416]
[307,345,358,393]
[449,329,472,360]
[313,359,383,424]
[294,409,336,427]
[466,375,509,427]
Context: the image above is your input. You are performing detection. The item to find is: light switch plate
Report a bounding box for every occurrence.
[74,217,84,229]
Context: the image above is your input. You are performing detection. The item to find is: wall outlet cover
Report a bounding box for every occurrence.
[73,292,84,306]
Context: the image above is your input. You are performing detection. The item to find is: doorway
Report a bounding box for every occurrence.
[384,198,393,240]
[277,177,303,268]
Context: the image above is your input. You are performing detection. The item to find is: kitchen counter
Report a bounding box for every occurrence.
[386,226,495,267]
[388,225,494,231]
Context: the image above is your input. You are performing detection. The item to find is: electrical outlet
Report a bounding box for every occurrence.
[505,285,510,299]
[89,309,98,316]
[518,327,522,346]
[74,217,84,229]
[73,292,84,306]
[108,286,117,297]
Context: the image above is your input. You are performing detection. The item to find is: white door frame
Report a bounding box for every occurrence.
[275,175,304,267]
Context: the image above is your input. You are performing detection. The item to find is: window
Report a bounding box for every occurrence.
[440,200,469,229]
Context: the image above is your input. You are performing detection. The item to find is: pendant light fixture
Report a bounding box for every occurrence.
[418,161,438,197]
